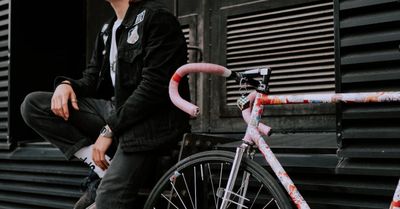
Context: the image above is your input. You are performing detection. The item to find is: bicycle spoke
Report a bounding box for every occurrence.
[170,182,189,209]
[207,163,218,209]
[276,200,281,209]
[194,166,197,209]
[237,171,251,208]
[167,188,175,209]
[182,173,195,209]
[161,193,180,209]
[167,172,180,209]
[262,198,275,209]
[249,184,263,209]
[225,185,250,208]
[223,197,248,209]
[237,172,245,197]
[216,163,223,207]
[200,164,204,181]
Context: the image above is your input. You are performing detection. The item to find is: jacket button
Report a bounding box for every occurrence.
[102,50,106,55]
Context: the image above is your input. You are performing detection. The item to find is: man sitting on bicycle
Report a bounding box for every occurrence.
[20,0,190,208]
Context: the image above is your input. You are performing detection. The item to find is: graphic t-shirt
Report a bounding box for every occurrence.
[109,19,123,87]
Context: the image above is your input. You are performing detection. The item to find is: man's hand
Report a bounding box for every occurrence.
[92,135,112,170]
[51,81,79,120]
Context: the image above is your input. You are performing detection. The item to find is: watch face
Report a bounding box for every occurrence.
[100,126,112,137]
[101,127,107,134]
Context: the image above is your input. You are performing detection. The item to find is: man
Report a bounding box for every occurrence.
[20,0,190,208]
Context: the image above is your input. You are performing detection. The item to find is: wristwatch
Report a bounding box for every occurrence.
[100,125,113,138]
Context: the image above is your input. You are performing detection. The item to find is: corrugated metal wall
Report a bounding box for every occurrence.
[225,1,335,105]
[336,0,400,160]
[0,0,9,150]
[0,143,88,209]
[334,0,400,206]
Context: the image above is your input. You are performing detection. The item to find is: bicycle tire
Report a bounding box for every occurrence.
[144,150,293,209]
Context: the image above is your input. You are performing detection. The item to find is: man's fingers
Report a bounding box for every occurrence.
[100,154,110,169]
[51,97,56,115]
[51,97,58,116]
[62,97,69,120]
[51,96,65,118]
[98,161,107,171]
[92,149,104,170]
[92,137,112,171]
[93,148,107,170]
[71,95,79,110]
[92,148,97,167]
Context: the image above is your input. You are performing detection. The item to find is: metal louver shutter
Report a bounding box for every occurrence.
[225,0,335,105]
[181,24,191,62]
[181,17,200,64]
[182,24,190,44]
[0,0,9,149]
[336,0,400,173]
[0,143,89,209]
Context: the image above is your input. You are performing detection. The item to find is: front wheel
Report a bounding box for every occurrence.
[144,150,292,209]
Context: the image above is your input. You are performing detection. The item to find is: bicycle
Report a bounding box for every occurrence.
[144,63,400,209]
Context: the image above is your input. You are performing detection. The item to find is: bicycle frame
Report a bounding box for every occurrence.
[168,63,400,209]
[222,91,400,209]
[221,91,310,209]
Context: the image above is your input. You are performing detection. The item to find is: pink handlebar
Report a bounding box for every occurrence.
[169,63,232,117]
[169,62,272,137]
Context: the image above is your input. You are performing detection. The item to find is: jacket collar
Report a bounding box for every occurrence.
[100,1,147,37]
[122,1,147,28]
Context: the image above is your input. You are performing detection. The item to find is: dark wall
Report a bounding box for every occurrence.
[86,0,113,59]
[10,1,86,142]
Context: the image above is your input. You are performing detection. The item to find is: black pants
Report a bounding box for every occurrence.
[20,91,156,208]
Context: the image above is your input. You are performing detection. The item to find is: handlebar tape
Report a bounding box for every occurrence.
[169,63,231,117]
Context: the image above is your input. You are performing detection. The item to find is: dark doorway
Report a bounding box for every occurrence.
[9,1,87,143]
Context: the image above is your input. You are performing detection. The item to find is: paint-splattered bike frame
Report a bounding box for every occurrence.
[169,63,400,209]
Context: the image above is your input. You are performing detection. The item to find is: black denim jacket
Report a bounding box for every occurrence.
[55,0,190,152]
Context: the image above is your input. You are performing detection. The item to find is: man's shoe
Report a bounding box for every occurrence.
[73,170,101,209]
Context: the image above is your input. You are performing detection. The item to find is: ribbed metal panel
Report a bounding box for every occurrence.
[0,141,179,209]
[181,21,200,63]
[0,143,89,209]
[181,24,191,62]
[0,0,9,148]
[182,25,190,46]
[225,0,335,105]
[336,0,400,170]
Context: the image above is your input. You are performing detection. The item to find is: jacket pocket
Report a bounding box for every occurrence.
[118,46,142,88]
[119,46,141,63]
[119,24,142,63]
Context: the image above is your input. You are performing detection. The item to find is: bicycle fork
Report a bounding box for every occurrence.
[219,143,251,209]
